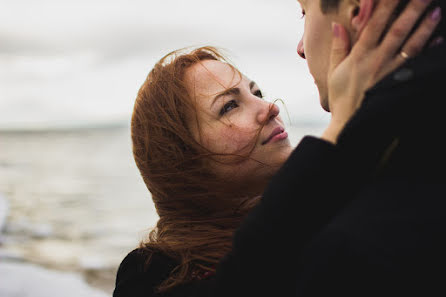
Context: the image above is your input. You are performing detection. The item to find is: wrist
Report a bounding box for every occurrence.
[321,119,346,144]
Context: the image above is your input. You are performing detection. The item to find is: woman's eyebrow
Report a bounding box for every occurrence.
[211,88,240,108]
[211,81,257,108]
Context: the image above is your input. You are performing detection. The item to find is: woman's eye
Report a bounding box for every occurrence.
[254,90,263,98]
[219,100,238,116]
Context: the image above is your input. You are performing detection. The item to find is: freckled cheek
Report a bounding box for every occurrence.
[203,127,257,154]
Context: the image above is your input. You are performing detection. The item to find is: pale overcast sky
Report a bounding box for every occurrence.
[0,0,330,129]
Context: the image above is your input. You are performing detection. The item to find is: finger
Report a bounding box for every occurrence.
[392,7,441,67]
[360,0,400,48]
[329,23,351,74]
[380,0,434,56]
[429,36,444,48]
[401,7,441,57]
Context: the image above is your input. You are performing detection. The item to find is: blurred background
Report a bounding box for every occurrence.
[0,0,330,295]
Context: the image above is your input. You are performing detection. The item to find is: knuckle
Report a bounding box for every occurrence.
[385,0,400,10]
[390,26,408,39]
[373,56,385,71]
[380,0,398,11]
[409,0,430,10]
[370,17,387,30]
[395,2,426,27]
[354,43,369,58]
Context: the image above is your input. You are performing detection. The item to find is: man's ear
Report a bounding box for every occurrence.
[350,0,375,37]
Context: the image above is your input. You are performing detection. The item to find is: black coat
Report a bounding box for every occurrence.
[114,136,356,297]
[113,43,446,297]
[295,42,446,296]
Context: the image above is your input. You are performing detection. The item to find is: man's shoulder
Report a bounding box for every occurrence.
[336,44,446,177]
[297,185,446,296]
[367,43,446,98]
[300,179,446,263]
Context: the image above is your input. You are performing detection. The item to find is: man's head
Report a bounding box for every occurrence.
[297,0,445,111]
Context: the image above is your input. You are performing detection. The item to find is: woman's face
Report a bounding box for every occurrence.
[184,59,293,183]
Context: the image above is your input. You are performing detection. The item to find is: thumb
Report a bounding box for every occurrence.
[329,22,351,74]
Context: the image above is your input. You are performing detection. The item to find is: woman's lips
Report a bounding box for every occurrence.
[262,127,288,145]
[269,130,288,144]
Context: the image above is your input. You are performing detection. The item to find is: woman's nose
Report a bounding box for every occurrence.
[257,101,279,125]
[297,38,306,59]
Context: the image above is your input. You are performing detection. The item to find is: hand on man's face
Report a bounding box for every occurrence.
[324,0,440,140]
[297,0,441,113]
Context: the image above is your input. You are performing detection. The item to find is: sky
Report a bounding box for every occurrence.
[0,0,331,130]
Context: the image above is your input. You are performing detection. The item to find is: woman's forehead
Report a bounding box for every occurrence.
[185,60,243,95]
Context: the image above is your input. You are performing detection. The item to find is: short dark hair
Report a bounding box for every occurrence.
[320,0,341,13]
[320,0,445,45]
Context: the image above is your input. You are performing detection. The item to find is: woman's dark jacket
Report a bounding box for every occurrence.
[114,43,446,297]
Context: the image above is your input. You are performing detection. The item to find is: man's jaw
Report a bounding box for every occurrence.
[316,83,330,112]
[320,95,330,112]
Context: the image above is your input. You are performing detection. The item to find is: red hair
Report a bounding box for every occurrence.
[131,47,264,292]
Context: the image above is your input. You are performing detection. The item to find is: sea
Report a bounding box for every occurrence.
[0,122,326,293]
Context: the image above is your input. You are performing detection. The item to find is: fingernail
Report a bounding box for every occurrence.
[431,7,441,21]
[436,36,444,45]
[332,23,340,37]
[430,36,444,47]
